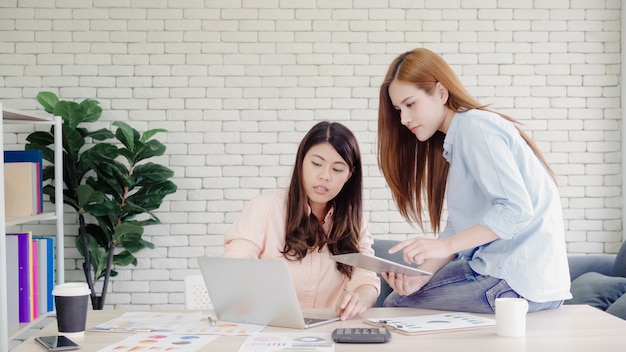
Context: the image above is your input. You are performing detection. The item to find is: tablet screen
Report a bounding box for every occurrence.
[330,253,432,276]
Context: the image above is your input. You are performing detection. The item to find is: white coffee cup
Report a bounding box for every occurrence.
[495,297,529,337]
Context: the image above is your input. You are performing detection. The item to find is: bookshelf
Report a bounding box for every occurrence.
[0,103,64,351]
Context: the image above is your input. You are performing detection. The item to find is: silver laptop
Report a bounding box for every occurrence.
[196,256,340,329]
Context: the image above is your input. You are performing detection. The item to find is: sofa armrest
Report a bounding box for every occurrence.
[568,254,616,281]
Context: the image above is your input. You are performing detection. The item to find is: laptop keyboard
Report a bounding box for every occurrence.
[304,317,328,325]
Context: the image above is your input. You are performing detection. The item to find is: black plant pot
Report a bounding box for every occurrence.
[90,295,104,310]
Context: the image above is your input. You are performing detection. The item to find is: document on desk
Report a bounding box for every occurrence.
[96,332,218,352]
[178,319,266,336]
[92,312,200,332]
[92,311,266,336]
[239,333,334,352]
[364,312,495,335]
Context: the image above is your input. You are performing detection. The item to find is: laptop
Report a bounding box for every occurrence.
[196,256,341,329]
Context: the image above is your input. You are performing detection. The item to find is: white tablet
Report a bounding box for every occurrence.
[330,253,432,276]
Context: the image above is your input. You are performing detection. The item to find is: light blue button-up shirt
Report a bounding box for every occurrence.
[440,109,572,302]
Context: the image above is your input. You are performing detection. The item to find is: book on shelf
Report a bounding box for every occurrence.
[6,235,20,327]
[33,236,55,313]
[30,240,39,320]
[5,232,56,324]
[45,237,55,312]
[4,162,35,219]
[34,238,47,315]
[7,232,33,323]
[3,149,43,218]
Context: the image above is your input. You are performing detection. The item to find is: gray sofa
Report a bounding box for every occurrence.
[371,239,626,320]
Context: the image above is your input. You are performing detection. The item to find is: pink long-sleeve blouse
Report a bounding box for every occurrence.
[223,189,381,309]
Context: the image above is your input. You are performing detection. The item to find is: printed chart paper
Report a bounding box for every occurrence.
[92,311,266,336]
[365,312,495,335]
[92,312,203,332]
[239,333,335,352]
[96,332,218,352]
[178,318,265,336]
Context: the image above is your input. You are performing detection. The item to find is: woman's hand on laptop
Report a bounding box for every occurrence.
[335,284,378,320]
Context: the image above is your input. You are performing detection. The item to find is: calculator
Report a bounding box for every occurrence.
[331,327,392,343]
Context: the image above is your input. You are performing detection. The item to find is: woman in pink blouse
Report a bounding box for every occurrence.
[224,121,381,321]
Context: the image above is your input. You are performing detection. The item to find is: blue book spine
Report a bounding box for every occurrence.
[3,150,43,163]
[45,237,54,311]
[33,236,55,312]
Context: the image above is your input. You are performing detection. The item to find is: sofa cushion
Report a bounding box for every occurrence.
[612,242,626,278]
[565,272,626,311]
[605,293,626,320]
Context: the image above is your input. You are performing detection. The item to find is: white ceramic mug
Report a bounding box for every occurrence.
[495,297,529,337]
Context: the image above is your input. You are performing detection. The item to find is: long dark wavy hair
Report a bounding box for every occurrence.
[282,121,363,278]
[378,48,556,233]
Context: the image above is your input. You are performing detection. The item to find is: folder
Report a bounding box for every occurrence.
[8,232,32,323]
[31,239,39,320]
[45,237,54,311]
[33,237,55,313]
[4,162,35,219]
[6,235,20,327]
[4,150,43,214]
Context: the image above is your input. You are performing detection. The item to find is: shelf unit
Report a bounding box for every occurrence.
[0,103,64,351]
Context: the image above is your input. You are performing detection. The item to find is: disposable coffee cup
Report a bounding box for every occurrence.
[495,297,529,337]
[52,282,91,337]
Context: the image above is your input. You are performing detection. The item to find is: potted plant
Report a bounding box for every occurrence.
[25,92,177,309]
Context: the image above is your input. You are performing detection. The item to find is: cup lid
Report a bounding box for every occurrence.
[52,282,91,296]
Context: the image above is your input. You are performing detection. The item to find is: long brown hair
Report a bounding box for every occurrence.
[377,48,556,233]
[283,121,363,278]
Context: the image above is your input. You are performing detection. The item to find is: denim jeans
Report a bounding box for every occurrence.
[383,257,563,313]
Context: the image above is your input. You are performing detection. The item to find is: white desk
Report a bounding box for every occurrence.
[13,305,626,351]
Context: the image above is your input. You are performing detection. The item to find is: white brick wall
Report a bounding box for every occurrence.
[0,1,622,308]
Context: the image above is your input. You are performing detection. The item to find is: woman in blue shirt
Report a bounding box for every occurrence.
[377,48,572,313]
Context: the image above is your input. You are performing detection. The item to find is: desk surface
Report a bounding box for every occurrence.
[13,305,626,351]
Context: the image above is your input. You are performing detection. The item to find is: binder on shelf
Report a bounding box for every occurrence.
[4,149,44,215]
[4,149,43,164]
[45,237,55,311]
[35,238,47,315]
[31,240,39,320]
[32,162,40,214]
[33,236,55,313]
[7,232,33,323]
[4,162,35,219]
[6,235,20,327]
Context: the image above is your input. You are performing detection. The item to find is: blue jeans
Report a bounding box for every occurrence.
[383,257,563,313]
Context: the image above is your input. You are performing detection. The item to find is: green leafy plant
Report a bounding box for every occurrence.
[26,91,177,309]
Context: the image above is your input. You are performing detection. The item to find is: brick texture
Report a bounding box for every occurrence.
[0,1,622,308]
